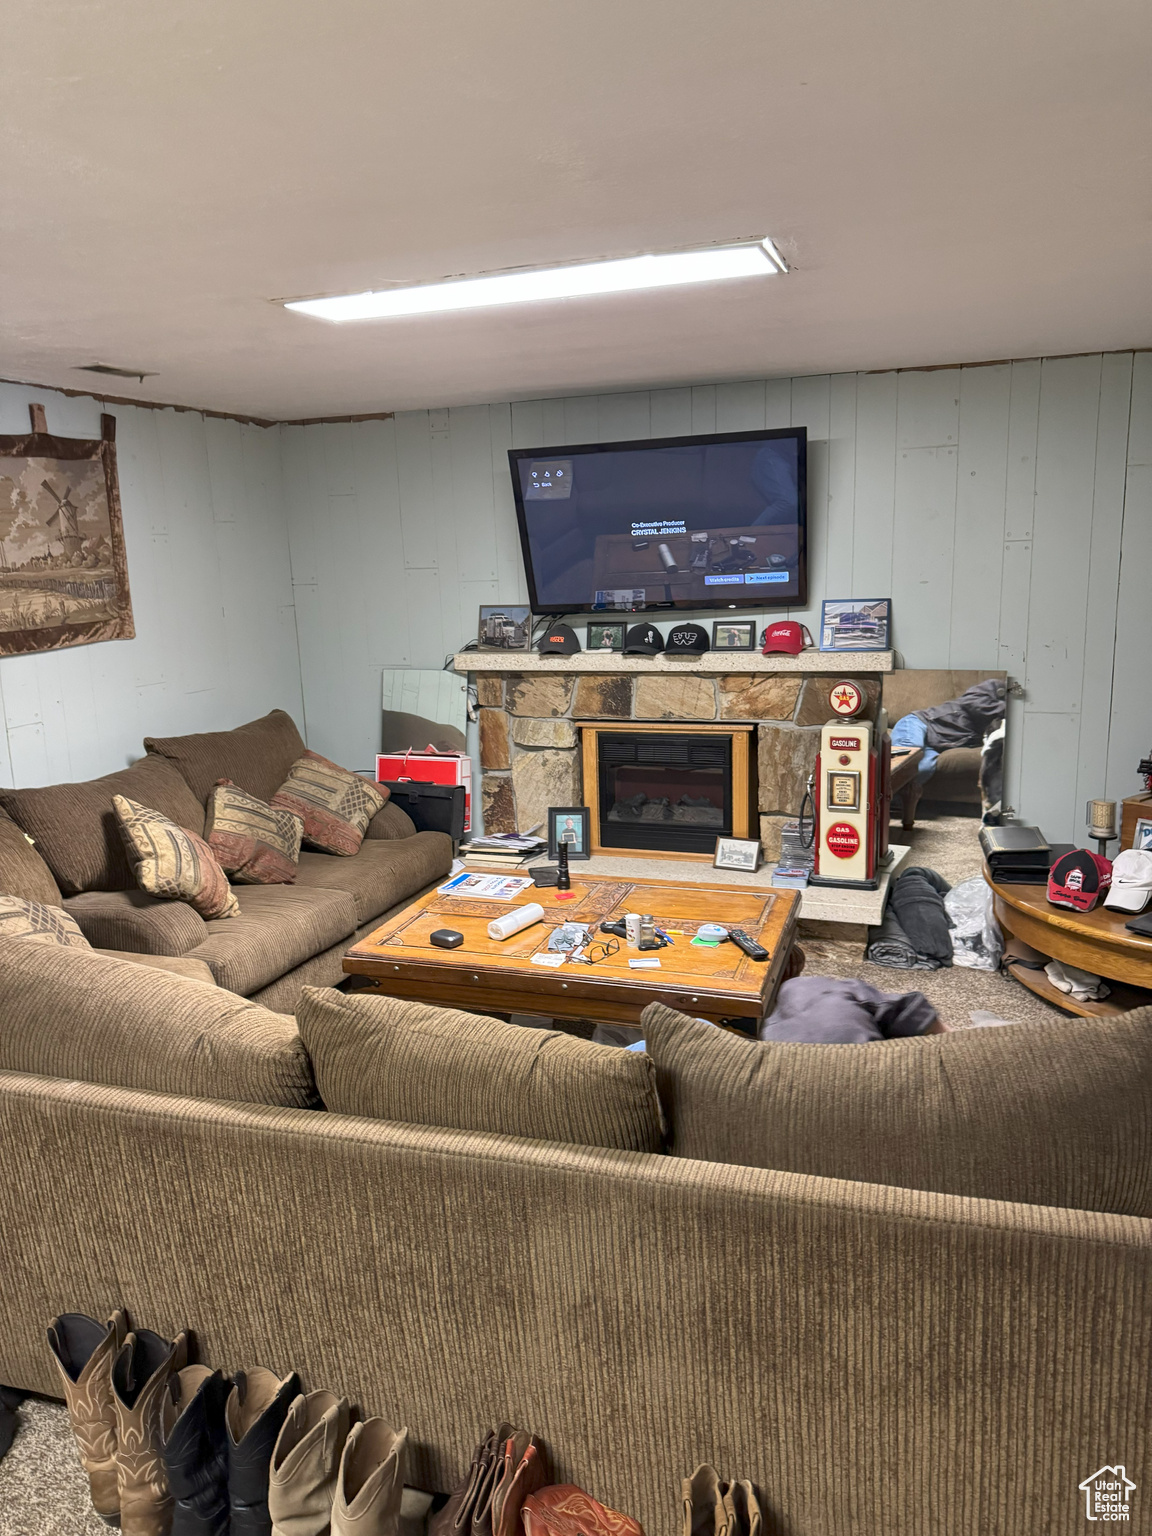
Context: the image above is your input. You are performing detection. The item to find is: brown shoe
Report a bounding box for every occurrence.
[268,1390,351,1536]
[490,1433,549,1536]
[428,1428,503,1536]
[522,1486,644,1536]
[469,1425,517,1536]
[721,1482,760,1536]
[331,1419,408,1536]
[47,1310,128,1524]
[112,1329,188,1536]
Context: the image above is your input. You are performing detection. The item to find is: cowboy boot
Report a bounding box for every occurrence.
[522,1487,644,1536]
[721,1483,760,1536]
[469,1425,516,1536]
[490,1433,549,1536]
[112,1328,188,1536]
[227,1369,301,1536]
[161,1367,231,1536]
[48,1310,128,1524]
[428,1428,502,1536]
[268,1390,350,1536]
[331,1419,408,1536]
[682,1466,724,1536]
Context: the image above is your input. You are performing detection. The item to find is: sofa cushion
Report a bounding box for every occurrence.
[95,950,217,985]
[0,810,63,906]
[0,940,316,1107]
[0,755,207,896]
[381,709,467,754]
[641,1003,1152,1217]
[364,801,418,841]
[205,781,303,885]
[293,831,452,925]
[923,746,982,804]
[143,708,307,808]
[298,990,666,1153]
[272,752,388,857]
[63,889,209,956]
[0,896,90,949]
[186,884,358,996]
[114,795,240,920]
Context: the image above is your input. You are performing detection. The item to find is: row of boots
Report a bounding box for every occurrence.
[682,1467,761,1536]
[48,1310,411,1536]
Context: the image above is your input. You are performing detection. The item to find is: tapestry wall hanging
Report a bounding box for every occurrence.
[0,402,134,657]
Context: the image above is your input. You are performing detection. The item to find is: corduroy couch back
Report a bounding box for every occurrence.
[1,1070,1148,1536]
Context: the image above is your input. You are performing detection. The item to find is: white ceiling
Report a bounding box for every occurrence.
[2,0,1149,421]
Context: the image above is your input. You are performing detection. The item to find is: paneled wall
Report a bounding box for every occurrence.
[285,355,1151,842]
[0,381,303,787]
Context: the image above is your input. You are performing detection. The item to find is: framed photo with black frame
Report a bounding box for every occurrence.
[548,806,591,860]
[712,620,756,651]
[586,620,626,652]
[819,599,891,652]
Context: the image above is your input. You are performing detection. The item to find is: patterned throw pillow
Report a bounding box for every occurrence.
[112,795,240,919]
[0,895,91,949]
[205,780,303,885]
[271,751,387,857]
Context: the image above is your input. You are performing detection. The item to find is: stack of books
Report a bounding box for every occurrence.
[460,833,548,871]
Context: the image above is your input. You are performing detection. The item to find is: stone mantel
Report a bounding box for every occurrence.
[453,650,893,675]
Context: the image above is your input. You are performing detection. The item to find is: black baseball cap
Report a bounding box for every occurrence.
[624,623,665,656]
[665,622,710,655]
[538,622,581,655]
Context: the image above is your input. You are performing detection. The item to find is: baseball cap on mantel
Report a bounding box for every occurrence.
[624,623,665,656]
[538,622,581,655]
[665,622,711,656]
[1047,848,1112,912]
[761,620,814,656]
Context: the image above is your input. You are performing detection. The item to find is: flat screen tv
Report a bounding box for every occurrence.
[509,426,806,614]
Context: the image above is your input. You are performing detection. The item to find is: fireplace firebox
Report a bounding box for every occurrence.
[580,723,755,859]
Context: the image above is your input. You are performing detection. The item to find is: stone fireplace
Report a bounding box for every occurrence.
[455,650,890,861]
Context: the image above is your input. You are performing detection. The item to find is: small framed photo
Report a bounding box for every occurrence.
[1134,817,1152,852]
[712,620,756,650]
[478,605,532,650]
[548,806,592,861]
[713,835,762,872]
[587,620,626,652]
[820,599,891,651]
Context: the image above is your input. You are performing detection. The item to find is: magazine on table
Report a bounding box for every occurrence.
[437,871,536,900]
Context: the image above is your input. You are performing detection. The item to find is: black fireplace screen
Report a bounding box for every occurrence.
[597,732,733,854]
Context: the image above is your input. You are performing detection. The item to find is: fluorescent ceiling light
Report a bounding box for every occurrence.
[284,239,787,322]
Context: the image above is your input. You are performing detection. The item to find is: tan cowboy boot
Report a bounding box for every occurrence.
[682,1466,725,1536]
[112,1328,188,1536]
[331,1419,408,1536]
[47,1310,128,1523]
[268,1390,351,1536]
[721,1482,760,1536]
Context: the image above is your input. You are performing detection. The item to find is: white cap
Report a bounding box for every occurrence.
[1103,847,1152,913]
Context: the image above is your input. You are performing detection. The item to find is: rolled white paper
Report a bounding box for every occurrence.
[488,902,545,941]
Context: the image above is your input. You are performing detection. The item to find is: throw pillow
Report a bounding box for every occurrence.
[297,988,666,1153]
[205,780,303,885]
[641,1002,1152,1217]
[112,795,240,920]
[0,895,91,949]
[271,751,387,857]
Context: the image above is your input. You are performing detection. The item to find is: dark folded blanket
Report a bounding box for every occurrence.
[865,905,939,969]
[889,865,953,966]
[759,975,939,1043]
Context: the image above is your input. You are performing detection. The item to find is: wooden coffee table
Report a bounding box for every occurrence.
[344,875,801,1031]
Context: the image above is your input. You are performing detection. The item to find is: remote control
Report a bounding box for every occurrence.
[727,928,769,962]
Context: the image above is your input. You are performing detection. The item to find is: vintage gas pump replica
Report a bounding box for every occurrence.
[807,679,893,890]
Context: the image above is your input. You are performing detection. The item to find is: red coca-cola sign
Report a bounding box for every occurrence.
[826,822,861,858]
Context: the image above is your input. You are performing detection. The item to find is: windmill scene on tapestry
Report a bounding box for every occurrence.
[0,404,134,657]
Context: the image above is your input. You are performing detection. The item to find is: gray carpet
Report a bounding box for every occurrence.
[0,816,1073,1531]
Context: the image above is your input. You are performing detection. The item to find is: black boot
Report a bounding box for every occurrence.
[226,1369,300,1536]
[162,1367,231,1536]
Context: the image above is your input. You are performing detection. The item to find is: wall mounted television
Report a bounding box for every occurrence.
[508,426,807,615]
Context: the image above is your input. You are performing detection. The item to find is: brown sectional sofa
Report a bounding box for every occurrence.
[0,709,453,1009]
[0,943,1148,1536]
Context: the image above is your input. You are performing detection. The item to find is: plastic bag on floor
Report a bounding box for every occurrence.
[943,876,1003,970]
